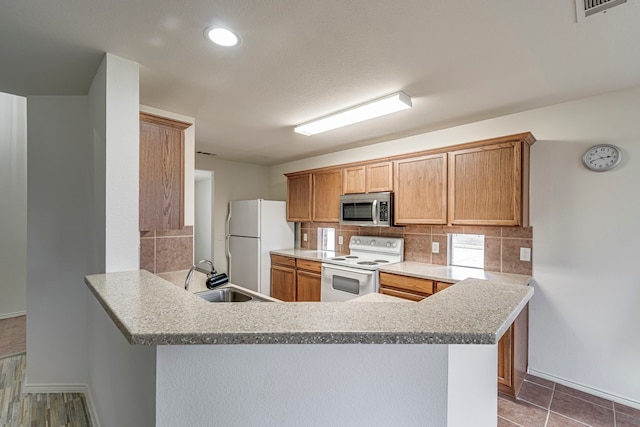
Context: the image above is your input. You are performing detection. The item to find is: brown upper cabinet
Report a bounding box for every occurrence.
[448,135,534,226]
[394,154,448,224]
[286,173,312,222]
[312,168,342,222]
[343,161,393,194]
[139,113,191,231]
[285,132,535,226]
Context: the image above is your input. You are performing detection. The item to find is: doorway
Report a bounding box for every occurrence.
[194,170,214,262]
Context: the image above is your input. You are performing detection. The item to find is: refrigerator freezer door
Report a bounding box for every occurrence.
[228,200,261,238]
[228,235,260,293]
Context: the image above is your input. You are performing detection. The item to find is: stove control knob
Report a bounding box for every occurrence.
[370,240,376,246]
[355,239,361,244]
[386,242,391,247]
[392,242,397,248]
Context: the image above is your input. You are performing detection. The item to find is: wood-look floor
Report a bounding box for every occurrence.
[0,316,92,427]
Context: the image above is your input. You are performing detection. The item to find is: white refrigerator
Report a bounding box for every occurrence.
[226,199,294,296]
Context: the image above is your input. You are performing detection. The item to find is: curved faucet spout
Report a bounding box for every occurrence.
[185,259,216,290]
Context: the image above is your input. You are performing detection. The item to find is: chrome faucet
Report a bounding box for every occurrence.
[185,259,216,290]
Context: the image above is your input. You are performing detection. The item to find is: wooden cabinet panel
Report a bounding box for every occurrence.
[435,281,453,293]
[296,259,322,273]
[271,254,296,268]
[139,113,190,231]
[343,165,366,194]
[313,169,342,222]
[379,286,426,301]
[498,304,529,398]
[270,264,296,302]
[287,173,312,222]
[379,272,433,298]
[449,142,522,225]
[296,270,321,302]
[394,154,447,224]
[366,161,393,193]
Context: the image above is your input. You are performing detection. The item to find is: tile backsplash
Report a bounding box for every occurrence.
[299,223,533,275]
[140,226,194,273]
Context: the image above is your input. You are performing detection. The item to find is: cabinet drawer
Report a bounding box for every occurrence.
[296,259,322,273]
[379,287,426,302]
[435,281,454,293]
[271,254,296,268]
[379,272,434,295]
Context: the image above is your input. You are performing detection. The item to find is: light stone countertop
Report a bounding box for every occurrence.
[270,248,347,261]
[84,269,533,346]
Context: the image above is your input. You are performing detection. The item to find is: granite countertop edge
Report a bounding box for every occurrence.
[84,268,533,346]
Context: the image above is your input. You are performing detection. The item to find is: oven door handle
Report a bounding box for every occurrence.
[322,263,375,276]
[371,200,378,225]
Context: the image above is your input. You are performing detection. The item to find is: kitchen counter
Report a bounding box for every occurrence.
[84,268,532,346]
[270,248,346,261]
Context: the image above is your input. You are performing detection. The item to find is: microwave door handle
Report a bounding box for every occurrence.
[371,200,378,225]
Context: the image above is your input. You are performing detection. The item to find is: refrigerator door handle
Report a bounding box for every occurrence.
[226,236,231,261]
[226,206,232,236]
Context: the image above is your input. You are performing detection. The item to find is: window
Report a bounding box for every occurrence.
[449,233,485,269]
[318,227,336,251]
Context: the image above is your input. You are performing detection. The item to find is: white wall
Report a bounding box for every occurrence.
[0,92,27,318]
[195,156,271,274]
[86,54,156,427]
[194,172,213,261]
[269,86,640,407]
[26,95,93,386]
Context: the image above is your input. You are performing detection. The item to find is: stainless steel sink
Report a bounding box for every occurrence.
[195,286,274,303]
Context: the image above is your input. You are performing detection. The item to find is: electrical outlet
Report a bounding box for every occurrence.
[520,247,531,262]
[432,242,440,254]
[303,233,308,242]
[338,235,343,245]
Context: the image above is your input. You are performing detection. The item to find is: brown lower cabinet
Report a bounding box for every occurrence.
[379,271,528,398]
[270,255,321,302]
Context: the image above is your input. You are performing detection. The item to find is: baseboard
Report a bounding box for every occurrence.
[0,311,26,320]
[528,368,640,410]
[22,382,101,427]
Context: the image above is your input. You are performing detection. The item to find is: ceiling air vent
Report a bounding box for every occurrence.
[577,0,627,19]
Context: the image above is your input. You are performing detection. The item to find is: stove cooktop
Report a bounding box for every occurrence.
[322,236,404,270]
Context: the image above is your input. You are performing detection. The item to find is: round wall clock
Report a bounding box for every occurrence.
[582,144,622,172]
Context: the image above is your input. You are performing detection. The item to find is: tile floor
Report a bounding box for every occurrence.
[499,374,640,427]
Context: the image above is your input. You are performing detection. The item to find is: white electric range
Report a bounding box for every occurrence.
[320,236,404,302]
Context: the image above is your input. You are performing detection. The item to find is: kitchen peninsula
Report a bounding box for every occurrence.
[85,269,532,426]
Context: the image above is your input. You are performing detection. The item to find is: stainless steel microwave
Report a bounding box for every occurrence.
[339,192,393,227]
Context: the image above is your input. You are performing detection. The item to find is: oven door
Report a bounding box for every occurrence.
[321,263,377,302]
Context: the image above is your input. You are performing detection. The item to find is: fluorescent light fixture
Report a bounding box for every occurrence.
[294,91,412,136]
[206,27,239,47]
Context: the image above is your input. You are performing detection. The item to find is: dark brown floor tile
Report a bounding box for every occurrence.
[498,395,548,427]
[525,374,555,389]
[497,416,521,426]
[546,412,589,426]
[616,403,640,420]
[518,380,554,409]
[550,390,614,427]
[555,384,614,409]
[617,412,640,427]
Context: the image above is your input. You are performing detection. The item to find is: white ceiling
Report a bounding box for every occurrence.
[2,1,639,165]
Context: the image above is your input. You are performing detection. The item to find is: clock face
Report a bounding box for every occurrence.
[582,145,622,172]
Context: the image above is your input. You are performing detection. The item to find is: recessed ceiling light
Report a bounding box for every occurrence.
[205,27,239,47]
[294,92,412,136]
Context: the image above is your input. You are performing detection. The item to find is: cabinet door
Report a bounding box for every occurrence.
[343,165,366,194]
[497,325,513,389]
[313,169,342,222]
[139,113,190,231]
[296,270,321,302]
[449,142,521,225]
[394,154,447,224]
[270,265,296,302]
[287,173,312,222]
[435,281,453,293]
[379,286,426,301]
[366,161,393,193]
